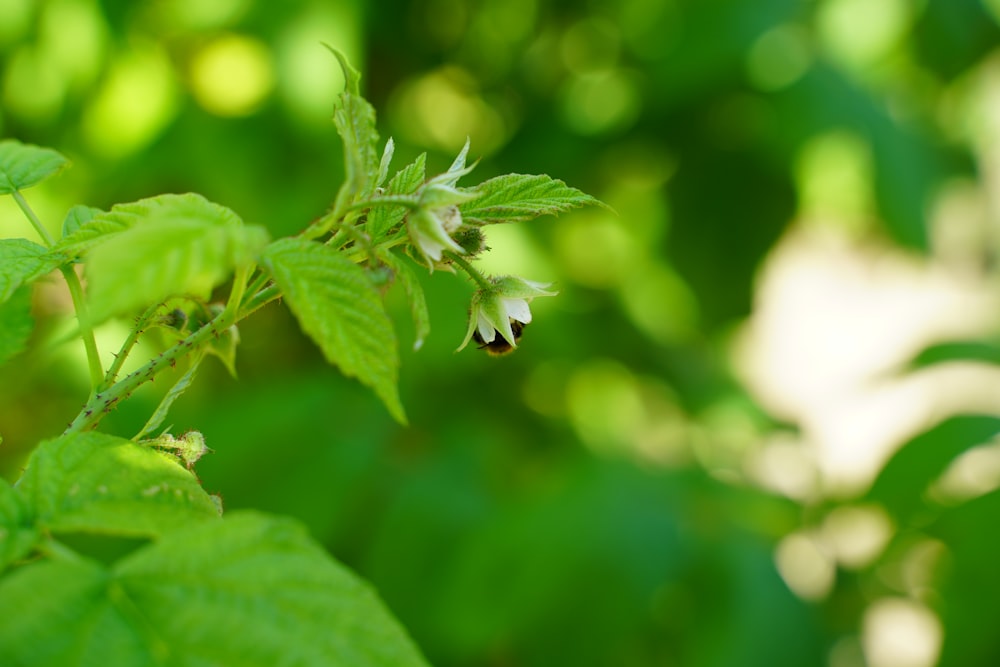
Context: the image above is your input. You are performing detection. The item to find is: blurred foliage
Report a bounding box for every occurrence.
[3,0,1000,665]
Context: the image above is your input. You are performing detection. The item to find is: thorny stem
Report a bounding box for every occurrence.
[100,303,163,392]
[64,282,283,435]
[13,190,104,391]
[445,250,492,292]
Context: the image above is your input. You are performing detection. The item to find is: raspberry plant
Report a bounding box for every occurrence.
[0,49,599,666]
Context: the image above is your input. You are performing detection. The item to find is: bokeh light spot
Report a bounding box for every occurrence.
[775,531,835,600]
[41,0,107,93]
[0,0,33,46]
[81,44,179,159]
[817,0,912,72]
[189,34,275,117]
[822,505,893,569]
[553,210,634,287]
[560,69,641,136]
[560,18,621,74]
[3,46,67,125]
[862,598,942,667]
[794,130,875,229]
[160,0,250,30]
[746,23,812,91]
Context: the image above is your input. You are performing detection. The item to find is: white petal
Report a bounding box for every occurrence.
[503,298,532,324]
[476,312,496,343]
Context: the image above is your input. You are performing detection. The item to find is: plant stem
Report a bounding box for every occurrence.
[445,251,492,291]
[12,190,55,246]
[12,190,104,390]
[63,283,284,434]
[100,303,162,392]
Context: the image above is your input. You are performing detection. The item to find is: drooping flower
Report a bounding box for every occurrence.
[407,180,479,270]
[458,276,557,353]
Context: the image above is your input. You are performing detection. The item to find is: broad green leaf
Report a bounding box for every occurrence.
[0,237,64,303]
[56,193,245,258]
[262,238,405,423]
[379,249,430,350]
[0,557,150,666]
[0,140,69,194]
[61,204,103,238]
[0,286,33,366]
[16,432,220,537]
[326,46,380,212]
[84,194,268,321]
[0,512,431,667]
[0,477,38,571]
[368,153,427,241]
[459,173,603,225]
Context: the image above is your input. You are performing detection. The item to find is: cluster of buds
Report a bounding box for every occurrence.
[405,144,557,356]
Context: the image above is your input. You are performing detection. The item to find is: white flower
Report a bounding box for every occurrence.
[458,276,557,352]
[408,205,465,267]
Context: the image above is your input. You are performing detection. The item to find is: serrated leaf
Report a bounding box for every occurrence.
[367,153,426,241]
[0,477,38,571]
[83,194,268,321]
[61,204,103,238]
[459,173,603,225]
[326,47,380,212]
[0,238,64,303]
[262,238,405,423]
[0,140,69,194]
[0,286,33,366]
[16,432,220,537]
[0,512,431,667]
[379,249,430,350]
[56,193,244,259]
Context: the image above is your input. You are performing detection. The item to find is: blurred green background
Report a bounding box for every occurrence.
[4,0,1000,665]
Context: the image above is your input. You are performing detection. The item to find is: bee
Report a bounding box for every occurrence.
[473,320,525,356]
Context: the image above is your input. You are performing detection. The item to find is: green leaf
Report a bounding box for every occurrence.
[460,173,604,225]
[367,153,426,241]
[326,47,380,212]
[135,354,205,440]
[0,286,33,366]
[16,432,221,537]
[0,238,64,303]
[0,140,69,194]
[61,204,103,238]
[83,193,269,321]
[379,249,430,351]
[0,512,431,666]
[0,477,38,571]
[262,238,405,423]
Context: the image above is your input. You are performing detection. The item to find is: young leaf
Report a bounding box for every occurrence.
[0,477,38,571]
[0,140,69,194]
[326,46,380,213]
[378,249,430,350]
[262,238,405,423]
[134,353,205,440]
[61,204,103,238]
[0,238,65,303]
[377,137,395,187]
[459,173,603,225]
[0,286,33,366]
[83,194,269,321]
[367,152,427,241]
[16,432,221,537]
[0,512,431,667]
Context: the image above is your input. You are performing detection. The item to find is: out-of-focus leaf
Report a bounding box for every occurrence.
[0,140,68,193]
[459,173,604,225]
[0,238,63,303]
[84,193,268,321]
[60,205,103,238]
[0,477,37,571]
[16,432,220,537]
[866,416,1000,521]
[0,286,33,366]
[907,340,1000,369]
[262,238,405,423]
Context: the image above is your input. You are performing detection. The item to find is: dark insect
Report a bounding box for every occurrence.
[473,319,525,356]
